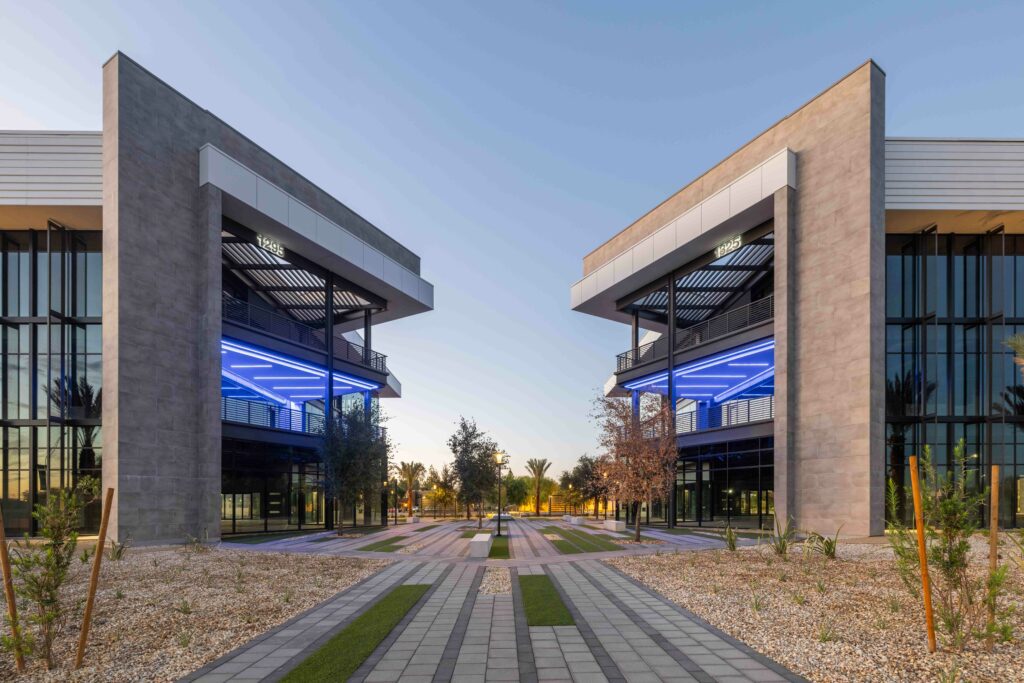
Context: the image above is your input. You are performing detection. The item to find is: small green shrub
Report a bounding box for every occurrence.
[791,592,806,606]
[817,621,838,642]
[107,537,131,561]
[768,517,795,557]
[175,599,192,615]
[723,526,738,551]
[1,477,99,670]
[750,592,766,614]
[885,441,1013,650]
[807,526,842,560]
[815,578,827,595]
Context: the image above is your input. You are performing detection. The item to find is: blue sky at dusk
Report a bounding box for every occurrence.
[2,0,1022,477]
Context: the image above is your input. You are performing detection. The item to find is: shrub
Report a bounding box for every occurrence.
[817,621,838,642]
[768,517,795,557]
[723,526,738,551]
[807,526,842,560]
[885,440,1012,650]
[107,537,131,561]
[1,477,99,670]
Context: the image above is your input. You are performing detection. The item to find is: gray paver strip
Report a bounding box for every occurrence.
[433,566,485,682]
[549,562,685,682]
[360,562,479,682]
[542,565,626,683]
[590,561,808,683]
[185,560,420,682]
[349,565,457,683]
[450,590,518,682]
[509,567,538,683]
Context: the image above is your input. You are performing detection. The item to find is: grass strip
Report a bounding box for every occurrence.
[224,529,321,544]
[413,524,439,533]
[551,539,582,555]
[488,535,510,559]
[557,527,620,552]
[519,575,574,626]
[461,529,494,539]
[358,535,409,552]
[281,583,429,682]
[541,526,618,553]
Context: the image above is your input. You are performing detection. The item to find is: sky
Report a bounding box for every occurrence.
[2,1,1023,478]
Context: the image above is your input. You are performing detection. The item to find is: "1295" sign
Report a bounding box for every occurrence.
[257,234,285,258]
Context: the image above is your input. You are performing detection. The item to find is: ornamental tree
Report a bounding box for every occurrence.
[594,392,677,541]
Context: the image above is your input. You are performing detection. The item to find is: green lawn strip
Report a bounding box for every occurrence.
[224,529,323,545]
[488,535,510,559]
[281,584,429,682]
[519,575,574,626]
[556,527,620,552]
[551,539,583,555]
[413,524,439,533]
[540,526,589,554]
[460,529,492,539]
[542,526,617,553]
[358,535,409,552]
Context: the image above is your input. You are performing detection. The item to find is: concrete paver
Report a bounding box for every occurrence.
[192,519,804,683]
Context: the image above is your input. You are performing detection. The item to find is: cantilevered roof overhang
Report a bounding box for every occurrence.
[570,148,795,326]
[200,144,433,332]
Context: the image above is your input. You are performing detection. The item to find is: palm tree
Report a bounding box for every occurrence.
[397,461,425,515]
[885,369,935,522]
[525,458,551,517]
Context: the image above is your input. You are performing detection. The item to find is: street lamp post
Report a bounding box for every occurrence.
[568,483,573,516]
[383,478,389,527]
[494,450,509,537]
[392,479,398,526]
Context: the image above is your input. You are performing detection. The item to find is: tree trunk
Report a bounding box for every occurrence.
[478,497,484,528]
[634,505,642,541]
[535,484,541,518]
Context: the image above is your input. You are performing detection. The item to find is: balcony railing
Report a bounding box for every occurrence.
[221,396,325,435]
[223,295,388,374]
[617,295,774,373]
[676,395,774,435]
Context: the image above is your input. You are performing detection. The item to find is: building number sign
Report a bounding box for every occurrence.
[257,234,285,258]
[714,235,742,259]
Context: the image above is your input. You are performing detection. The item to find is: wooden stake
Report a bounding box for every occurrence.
[909,455,936,653]
[0,506,25,672]
[75,487,114,669]
[988,464,1000,641]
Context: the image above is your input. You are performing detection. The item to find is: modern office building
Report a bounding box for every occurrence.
[0,53,433,542]
[572,60,1024,536]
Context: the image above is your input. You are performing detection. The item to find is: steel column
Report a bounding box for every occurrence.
[666,276,677,528]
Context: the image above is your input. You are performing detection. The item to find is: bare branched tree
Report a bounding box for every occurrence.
[593,393,676,541]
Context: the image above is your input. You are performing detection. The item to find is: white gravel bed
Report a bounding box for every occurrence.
[607,541,1024,682]
[0,545,389,682]
[479,567,511,594]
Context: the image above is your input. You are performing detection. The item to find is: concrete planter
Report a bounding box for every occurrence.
[604,520,626,532]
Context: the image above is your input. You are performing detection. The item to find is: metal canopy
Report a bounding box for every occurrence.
[221,232,384,327]
[627,233,774,326]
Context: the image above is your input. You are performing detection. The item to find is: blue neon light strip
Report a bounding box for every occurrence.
[220,339,381,391]
[623,339,775,404]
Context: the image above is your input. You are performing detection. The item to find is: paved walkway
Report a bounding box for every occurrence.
[185,519,802,683]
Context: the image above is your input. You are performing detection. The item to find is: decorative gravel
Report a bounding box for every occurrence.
[0,545,389,682]
[607,540,1024,682]
[479,567,511,594]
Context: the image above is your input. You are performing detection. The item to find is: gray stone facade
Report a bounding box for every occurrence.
[100,52,424,543]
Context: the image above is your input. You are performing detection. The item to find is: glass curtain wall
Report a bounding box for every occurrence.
[1,227,103,535]
[675,437,774,530]
[886,231,1024,528]
[220,439,326,535]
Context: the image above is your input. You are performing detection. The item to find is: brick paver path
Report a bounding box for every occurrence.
[185,519,804,683]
